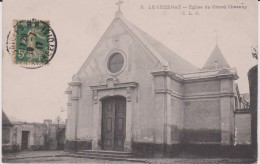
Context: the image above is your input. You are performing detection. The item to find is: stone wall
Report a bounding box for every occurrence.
[235,113,251,145]
[183,80,220,95]
[248,65,257,159]
[2,127,11,144]
[183,99,221,143]
[170,97,182,143]
[2,126,14,153]
[182,80,222,144]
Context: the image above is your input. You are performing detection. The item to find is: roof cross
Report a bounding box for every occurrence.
[116,0,124,12]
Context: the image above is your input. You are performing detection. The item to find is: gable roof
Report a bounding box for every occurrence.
[78,12,200,75]
[3,111,12,126]
[203,45,230,70]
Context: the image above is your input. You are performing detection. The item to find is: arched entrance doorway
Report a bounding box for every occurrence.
[101,96,126,151]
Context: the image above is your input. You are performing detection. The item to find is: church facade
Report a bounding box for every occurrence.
[65,10,251,156]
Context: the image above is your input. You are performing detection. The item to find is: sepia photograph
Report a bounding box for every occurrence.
[2,0,258,163]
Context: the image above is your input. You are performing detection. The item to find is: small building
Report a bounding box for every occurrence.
[2,113,66,153]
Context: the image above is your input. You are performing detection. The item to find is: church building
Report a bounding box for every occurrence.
[65,6,251,156]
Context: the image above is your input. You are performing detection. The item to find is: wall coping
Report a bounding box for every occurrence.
[151,68,238,83]
[234,108,251,114]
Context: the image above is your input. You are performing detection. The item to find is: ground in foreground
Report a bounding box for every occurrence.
[3,151,255,164]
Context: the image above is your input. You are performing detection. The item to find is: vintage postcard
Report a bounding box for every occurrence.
[2,0,258,163]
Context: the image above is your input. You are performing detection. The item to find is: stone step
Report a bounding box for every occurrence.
[179,152,213,159]
[76,151,135,158]
[68,154,149,163]
[80,149,136,155]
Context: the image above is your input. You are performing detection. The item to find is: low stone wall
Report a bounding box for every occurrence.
[179,144,253,158]
[2,144,20,153]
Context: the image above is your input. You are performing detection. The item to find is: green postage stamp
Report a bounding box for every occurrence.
[7,19,57,69]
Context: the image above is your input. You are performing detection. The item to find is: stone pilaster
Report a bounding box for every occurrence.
[218,72,236,145]
[65,87,72,141]
[152,71,174,151]
[124,86,133,151]
[92,93,101,150]
[68,75,82,141]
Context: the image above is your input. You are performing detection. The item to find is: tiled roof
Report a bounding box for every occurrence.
[120,16,200,74]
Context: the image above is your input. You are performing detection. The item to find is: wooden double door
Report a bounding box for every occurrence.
[101,96,126,151]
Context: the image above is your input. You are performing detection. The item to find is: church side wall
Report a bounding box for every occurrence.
[168,79,183,146]
[170,97,182,144]
[183,80,221,144]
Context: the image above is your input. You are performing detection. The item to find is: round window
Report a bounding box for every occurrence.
[107,52,124,73]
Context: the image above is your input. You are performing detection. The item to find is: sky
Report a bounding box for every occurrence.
[2,0,258,122]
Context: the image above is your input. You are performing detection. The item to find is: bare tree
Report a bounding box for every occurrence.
[252,46,258,60]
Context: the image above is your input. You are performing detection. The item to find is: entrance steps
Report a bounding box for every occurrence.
[68,150,149,163]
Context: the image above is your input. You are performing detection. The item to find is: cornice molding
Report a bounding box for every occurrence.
[154,89,182,99]
[90,82,138,91]
[155,88,236,100]
[65,87,72,94]
[70,97,80,101]
[69,81,82,87]
[151,71,184,82]
[151,69,238,84]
